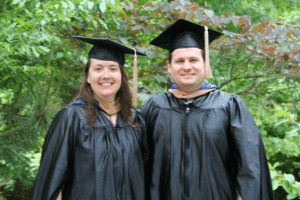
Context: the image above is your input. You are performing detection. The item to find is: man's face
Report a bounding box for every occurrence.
[167,48,205,93]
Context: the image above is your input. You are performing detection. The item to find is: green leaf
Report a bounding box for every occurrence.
[282,180,291,193]
[62,2,68,8]
[19,0,26,7]
[40,19,47,26]
[286,128,300,137]
[99,1,107,13]
[273,110,290,117]
[31,47,40,58]
[12,0,21,5]
[54,37,62,43]
[295,182,300,195]
[56,52,64,59]
[112,15,120,27]
[93,19,98,29]
[270,170,277,179]
[41,32,51,42]
[287,191,298,199]
[68,1,75,10]
[22,66,29,71]
[273,162,280,168]
[98,19,108,30]
[284,174,295,185]
[36,2,41,8]
[274,119,289,127]
[39,46,50,53]
[272,180,279,190]
[79,56,87,64]
[87,1,94,10]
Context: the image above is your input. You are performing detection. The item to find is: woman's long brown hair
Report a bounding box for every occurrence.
[72,59,137,128]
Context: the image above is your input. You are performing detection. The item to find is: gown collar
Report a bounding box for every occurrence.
[73,98,125,127]
[170,82,218,90]
[169,82,218,99]
[73,98,111,115]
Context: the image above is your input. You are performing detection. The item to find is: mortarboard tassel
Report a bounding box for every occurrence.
[133,49,138,107]
[205,26,213,78]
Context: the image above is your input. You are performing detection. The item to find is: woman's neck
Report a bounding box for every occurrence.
[96,97,119,126]
[96,98,119,115]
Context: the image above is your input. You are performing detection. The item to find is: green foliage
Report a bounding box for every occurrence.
[269,163,300,199]
[0,0,299,199]
[192,0,300,23]
[0,151,41,191]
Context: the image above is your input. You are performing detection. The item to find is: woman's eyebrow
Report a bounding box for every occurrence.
[91,64,102,67]
[91,64,118,67]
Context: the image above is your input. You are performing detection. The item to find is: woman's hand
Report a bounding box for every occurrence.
[57,190,62,200]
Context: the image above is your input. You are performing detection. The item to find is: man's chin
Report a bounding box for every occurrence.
[177,85,198,93]
[176,82,204,92]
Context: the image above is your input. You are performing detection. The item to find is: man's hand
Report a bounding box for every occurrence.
[238,195,243,200]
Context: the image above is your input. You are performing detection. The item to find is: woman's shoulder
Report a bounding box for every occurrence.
[54,103,87,121]
[133,109,144,121]
[121,108,144,129]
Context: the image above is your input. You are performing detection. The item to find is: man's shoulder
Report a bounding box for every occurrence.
[152,91,172,101]
[206,89,246,108]
[193,89,238,109]
[143,90,242,109]
[209,89,232,101]
[143,92,176,109]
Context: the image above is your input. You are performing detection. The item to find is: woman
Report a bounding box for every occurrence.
[32,36,148,200]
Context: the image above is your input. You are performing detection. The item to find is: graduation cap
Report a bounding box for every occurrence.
[73,36,146,65]
[73,36,147,107]
[150,19,223,78]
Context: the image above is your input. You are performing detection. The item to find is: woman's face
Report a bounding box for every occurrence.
[87,58,122,101]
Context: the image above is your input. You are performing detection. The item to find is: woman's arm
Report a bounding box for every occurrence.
[32,106,77,200]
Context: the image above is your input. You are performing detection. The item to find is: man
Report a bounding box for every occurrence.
[141,19,274,200]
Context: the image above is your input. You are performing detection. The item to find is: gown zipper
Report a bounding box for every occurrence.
[182,103,190,198]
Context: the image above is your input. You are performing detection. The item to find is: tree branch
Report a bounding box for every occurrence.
[219,73,270,89]
[211,60,219,87]
[236,86,300,95]
[258,86,300,94]
[247,66,283,93]
[227,57,235,93]
[1,120,38,138]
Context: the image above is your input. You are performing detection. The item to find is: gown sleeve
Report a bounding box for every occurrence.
[228,95,274,200]
[32,106,77,200]
[140,96,159,135]
[140,97,158,200]
[135,109,149,164]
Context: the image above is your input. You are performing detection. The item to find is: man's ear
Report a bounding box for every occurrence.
[167,60,172,74]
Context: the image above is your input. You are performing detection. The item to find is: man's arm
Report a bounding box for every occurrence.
[228,94,274,200]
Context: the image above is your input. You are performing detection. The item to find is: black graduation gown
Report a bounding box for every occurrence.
[32,103,148,200]
[141,90,274,200]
